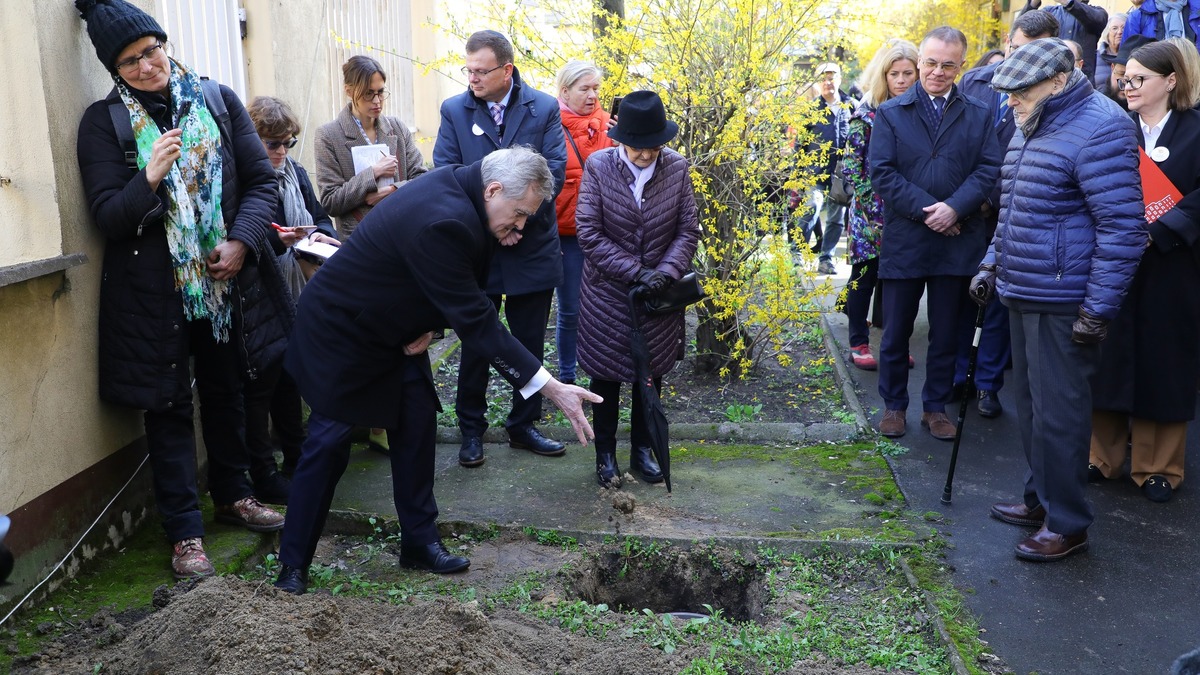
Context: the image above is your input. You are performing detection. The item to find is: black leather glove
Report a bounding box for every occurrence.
[1071,308,1108,344]
[635,267,670,292]
[969,263,997,307]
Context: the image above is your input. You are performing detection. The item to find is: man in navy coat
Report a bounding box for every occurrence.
[953,10,1059,419]
[434,30,568,469]
[869,26,1004,440]
[273,148,600,594]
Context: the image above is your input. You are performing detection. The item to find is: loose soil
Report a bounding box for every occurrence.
[433,311,846,427]
[13,532,941,675]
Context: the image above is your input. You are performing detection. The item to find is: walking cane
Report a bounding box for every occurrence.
[941,304,987,505]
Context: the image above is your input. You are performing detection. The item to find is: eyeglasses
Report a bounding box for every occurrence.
[461,64,506,78]
[1117,74,1163,91]
[920,59,961,74]
[263,137,299,150]
[115,43,164,74]
[359,88,389,101]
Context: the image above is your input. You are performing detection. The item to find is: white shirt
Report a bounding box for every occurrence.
[1141,109,1172,155]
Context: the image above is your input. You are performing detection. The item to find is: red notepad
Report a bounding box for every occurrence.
[1139,147,1184,224]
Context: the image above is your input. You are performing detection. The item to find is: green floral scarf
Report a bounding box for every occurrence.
[117,60,230,342]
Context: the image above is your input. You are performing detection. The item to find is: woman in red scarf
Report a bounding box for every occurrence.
[554,61,615,385]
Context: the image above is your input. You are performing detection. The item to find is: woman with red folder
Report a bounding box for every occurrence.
[1091,39,1200,503]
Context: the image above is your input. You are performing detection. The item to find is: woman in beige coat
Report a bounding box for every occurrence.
[315,54,427,453]
[315,55,426,240]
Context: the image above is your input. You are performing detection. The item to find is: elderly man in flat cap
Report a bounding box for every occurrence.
[969,38,1146,562]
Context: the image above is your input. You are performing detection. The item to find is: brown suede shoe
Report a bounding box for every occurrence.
[1014,525,1088,562]
[879,410,906,438]
[990,502,1047,527]
[921,411,956,441]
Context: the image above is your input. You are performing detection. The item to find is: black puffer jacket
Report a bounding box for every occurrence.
[77,82,291,411]
[575,147,700,382]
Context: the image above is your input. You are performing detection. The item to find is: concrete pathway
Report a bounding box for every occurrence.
[821,261,1199,675]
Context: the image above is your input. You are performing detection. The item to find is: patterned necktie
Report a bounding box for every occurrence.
[932,95,946,128]
[995,91,1007,128]
[490,103,504,128]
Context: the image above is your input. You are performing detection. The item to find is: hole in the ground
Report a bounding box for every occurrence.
[566,543,769,623]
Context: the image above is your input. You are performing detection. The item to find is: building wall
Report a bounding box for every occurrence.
[0,0,434,609]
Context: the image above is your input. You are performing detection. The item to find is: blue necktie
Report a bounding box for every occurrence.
[995,92,1007,128]
[932,96,946,128]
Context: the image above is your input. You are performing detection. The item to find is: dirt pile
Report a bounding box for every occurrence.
[15,576,691,674]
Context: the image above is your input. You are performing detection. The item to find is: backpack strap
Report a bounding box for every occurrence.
[105,86,139,171]
[199,78,233,147]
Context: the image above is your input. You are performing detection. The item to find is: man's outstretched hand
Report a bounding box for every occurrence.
[540,378,603,446]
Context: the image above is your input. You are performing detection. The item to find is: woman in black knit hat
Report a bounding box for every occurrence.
[74,0,291,579]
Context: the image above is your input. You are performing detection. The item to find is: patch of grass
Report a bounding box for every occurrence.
[876,438,910,457]
[724,403,763,423]
[522,527,580,552]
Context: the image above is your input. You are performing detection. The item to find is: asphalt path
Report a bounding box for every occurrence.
[822,263,1199,675]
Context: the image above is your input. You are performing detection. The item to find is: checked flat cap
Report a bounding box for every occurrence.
[991,38,1075,93]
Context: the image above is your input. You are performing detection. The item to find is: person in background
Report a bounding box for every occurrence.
[315,55,427,455]
[575,91,701,487]
[869,26,1003,441]
[75,0,288,579]
[553,60,615,387]
[798,62,855,275]
[972,49,1007,70]
[1109,34,1158,107]
[953,9,1059,419]
[972,38,1145,562]
[1018,0,1109,81]
[1090,39,1200,503]
[242,96,342,504]
[1096,13,1128,91]
[273,148,601,594]
[1065,39,1089,73]
[840,39,919,371]
[434,30,568,469]
[1122,0,1200,52]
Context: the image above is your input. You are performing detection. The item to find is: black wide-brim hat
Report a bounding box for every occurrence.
[607,90,679,148]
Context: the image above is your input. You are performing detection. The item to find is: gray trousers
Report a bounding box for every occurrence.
[1008,299,1098,536]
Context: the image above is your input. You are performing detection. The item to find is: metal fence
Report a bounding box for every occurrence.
[156,0,247,100]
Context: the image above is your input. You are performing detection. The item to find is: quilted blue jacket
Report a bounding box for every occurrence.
[983,77,1147,320]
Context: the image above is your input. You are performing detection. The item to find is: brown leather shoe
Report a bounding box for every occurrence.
[879,410,906,438]
[990,502,1046,527]
[1015,525,1088,562]
[921,411,956,441]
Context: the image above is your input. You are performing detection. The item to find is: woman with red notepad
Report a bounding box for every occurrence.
[1091,39,1200,503]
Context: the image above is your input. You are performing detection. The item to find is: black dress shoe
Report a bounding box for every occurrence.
[630,446,665,483]
[253,471,291,506]
[459,437,485,467]
[399,541,470,574]
[508,425,566,456]
[976,390,1002,418]
[1014,525,1088,562]
[274,564,308,594]
[1087,463,1105,483]
[1143,475,1173,503]
[596,452,621,487]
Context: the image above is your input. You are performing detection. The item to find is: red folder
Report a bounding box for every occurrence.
[1139,147,1184,224]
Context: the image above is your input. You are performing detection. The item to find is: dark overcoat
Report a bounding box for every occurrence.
[432,67,567,295]
[285,163,542,428]
[77,83,289,411]
[1092,109,1200,421]
[868,83,1003,279]
[575,148,701,382]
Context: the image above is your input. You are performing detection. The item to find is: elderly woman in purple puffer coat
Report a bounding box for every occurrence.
[575,90,701,488]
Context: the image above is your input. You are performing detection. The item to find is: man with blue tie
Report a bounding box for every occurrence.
[953,11,1061,419]
[434,30,569,468]
[869,26,1004,440]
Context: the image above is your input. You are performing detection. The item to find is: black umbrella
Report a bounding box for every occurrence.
[941,304,987,505]
[628,287,672,492]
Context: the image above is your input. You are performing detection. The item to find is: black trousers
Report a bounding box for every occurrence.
[878,276,970,413]
[843,258,879,348]
[456,289,553,437]
[243,358,305,481]
[143,319,253,543]
[590,377,663,458]
[278,356,440,570]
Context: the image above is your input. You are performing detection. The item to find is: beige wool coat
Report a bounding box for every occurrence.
[314,104,426,238]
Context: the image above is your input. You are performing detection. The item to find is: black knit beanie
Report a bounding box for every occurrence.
[75,0,168,73]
